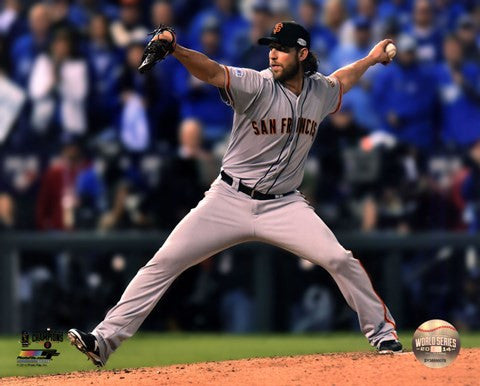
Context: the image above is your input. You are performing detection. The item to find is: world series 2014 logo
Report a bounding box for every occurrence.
[17,328,62,366]
[412,320,461,368]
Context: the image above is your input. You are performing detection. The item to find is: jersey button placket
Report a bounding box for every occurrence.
[267,90,301,193]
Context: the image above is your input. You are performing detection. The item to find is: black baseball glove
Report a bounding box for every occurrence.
[138,25,176,74]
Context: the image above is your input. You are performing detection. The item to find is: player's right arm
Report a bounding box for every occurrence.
[153,30,225,87]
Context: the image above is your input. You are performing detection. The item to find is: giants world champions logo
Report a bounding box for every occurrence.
[17,328,62,366]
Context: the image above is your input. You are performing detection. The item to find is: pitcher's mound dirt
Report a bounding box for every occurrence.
[4,348,479,385]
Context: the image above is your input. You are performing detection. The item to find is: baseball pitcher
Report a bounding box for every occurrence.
[68,21,402,367]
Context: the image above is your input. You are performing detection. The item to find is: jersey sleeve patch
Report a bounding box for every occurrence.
[234,68,245,78]
[222,66,265,114]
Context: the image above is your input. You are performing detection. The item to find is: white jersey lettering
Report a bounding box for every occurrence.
[220,65,342,194]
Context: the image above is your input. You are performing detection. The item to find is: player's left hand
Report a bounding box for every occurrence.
[138,25,176,74]
[368,39,394,66]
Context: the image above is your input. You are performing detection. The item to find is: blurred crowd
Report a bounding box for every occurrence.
[1,0,479,332]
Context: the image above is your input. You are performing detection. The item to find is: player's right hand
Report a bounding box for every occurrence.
[368,39,394,66]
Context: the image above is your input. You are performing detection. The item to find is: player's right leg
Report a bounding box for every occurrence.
[69,178,255,366]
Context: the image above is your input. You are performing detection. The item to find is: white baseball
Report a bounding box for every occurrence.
[385,43,397,59]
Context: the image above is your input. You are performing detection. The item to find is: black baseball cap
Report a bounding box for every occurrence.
[258,21,310,49]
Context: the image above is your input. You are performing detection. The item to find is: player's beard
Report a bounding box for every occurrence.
[273,57,301,82]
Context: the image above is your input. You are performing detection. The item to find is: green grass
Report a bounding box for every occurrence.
[1,332,479,378]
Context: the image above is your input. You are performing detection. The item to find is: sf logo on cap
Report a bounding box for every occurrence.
[273,23,283,34]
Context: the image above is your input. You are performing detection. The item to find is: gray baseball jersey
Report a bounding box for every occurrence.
[221,66,342,194]
[90,67,398,365]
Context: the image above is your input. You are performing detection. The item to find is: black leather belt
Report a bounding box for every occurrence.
[221,171,294,200]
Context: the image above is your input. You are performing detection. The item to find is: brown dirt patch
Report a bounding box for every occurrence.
[3,348,479,386]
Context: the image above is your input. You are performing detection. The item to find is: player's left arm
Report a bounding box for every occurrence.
[330,39,393,94]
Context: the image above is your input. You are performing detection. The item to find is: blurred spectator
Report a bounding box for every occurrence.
[360,143,425,232]
[233,0,273,70]
[0,146,44,230]
[455,15,480,64]
[412,152,463,230]
[462,140,480,232]
[291,284,334,332]
[49,0,77,32]
[432,0,466,32]
[373,34,437,150]
[377,0,411,30]
[36,138,88,231]
[371,185,410,232]
[340,0,383,45]
[435,34,480,148]
[85,13,123,134]
[405,0,443,63]
[0,0,24,36]
[118,40,157,152]
[28,27,89,136]
[188,0,249,61]
[381,17,402,42]
[76,138,147,231]
[151,0,175,30]
[297,0,338,74]
[331,16,381,130]
[10,3,51,87]
[67,0,119,33]
[322,0,348,38]
[148,0,182,146]
[75,137,125,230]
[110,1,148,49]
[0,0,27,72]
[144,119,215,228]
[314,101,370,229]
[174,18,233,146]
[169,0,211,30]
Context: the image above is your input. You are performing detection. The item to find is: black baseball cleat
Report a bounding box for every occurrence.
[377,339,403,354]
[68,328,104,367]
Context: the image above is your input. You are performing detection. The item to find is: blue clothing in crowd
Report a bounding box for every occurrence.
[377,0,412,29]
[86,42,124,130]
[68,3,119,32]
[373,61,436,149]
[309,24,338,74]
[188,7,249,62]
[10,34,49,87]
[404,23,443,64]
[436,62,480,147]
[173,53,233,143]
[331,43,381,130]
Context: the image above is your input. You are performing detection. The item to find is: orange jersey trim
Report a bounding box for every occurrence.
[330,76,343,114]
[356,255,398,335]
[223,65,234,107]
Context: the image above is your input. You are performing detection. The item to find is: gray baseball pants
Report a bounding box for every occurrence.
[92,176,397,363]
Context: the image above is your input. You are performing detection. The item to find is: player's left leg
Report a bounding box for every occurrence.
[254,192,400,350]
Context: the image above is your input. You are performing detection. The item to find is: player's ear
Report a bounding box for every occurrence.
[298,48,309,62]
